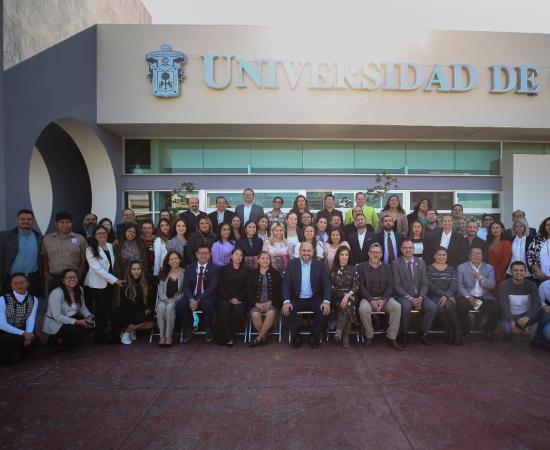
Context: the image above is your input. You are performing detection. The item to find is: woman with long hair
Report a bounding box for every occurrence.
[156,251,185,347]
[407,198,433,226]
[98,217,117,244]
[235,220,263,269]
[488,221,512,296]
[284,211,303,257]
[262,222,292,272]
[527,217,550,283]
[187,216,216,263]
[315,216,329,245]
[294,224,324,260]
[379,194,408,236]
[324,227,350,271]
[114,223,148,279]
[153,218,172,277]
[229,215,243,242]
[407,220,427,259]
[211,223,235,267]
[166,218,188,266]
[289,194,311,227]
[256,215,270,242]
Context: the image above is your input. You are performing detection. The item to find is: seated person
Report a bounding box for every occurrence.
[282,242,331,349]
[499,261,540,342]
[43,269,95,350]
[357,243,403,351]
[392,239,437,346]
[246,251,282,347]
[534,280,550,351]
[0,273,40,364]
[156,252,185,347]
[456,247,501,342]
[177,245,219,343]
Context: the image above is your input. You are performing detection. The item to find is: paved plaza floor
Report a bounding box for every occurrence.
[1,333,549,449]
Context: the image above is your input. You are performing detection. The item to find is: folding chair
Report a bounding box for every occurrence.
[245,313,282,343]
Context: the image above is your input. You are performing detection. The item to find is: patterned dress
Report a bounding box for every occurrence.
[330,265,360,322]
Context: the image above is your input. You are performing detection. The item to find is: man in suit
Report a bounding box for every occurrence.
[504,210,537,241]
[464,220,489,262]
[179,196,207,234]
[424,215,466,268]
[282,242,332,349]
[235,188,264,225]
[74,212,97,243]
[208,195,235,234]
[178,244,220,343]
[375,214,404,265]
[115,208,138,239]
[347,214,375,264]
[456,247,501,342]
[392,239,437,345]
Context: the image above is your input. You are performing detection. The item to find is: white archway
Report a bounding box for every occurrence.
[29,146,53,234]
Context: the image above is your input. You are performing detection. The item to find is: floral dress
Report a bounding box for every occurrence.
[330,265,360,322]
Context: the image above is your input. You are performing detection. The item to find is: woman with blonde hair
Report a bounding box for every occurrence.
[262,222,292,272]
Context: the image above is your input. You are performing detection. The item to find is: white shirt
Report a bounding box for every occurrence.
[440,230,452,249]
[216,211,225,224]
[477,227,489,241]
[357,229,367,250]
[509,294,530,315]
[470,263,483,297]
[507,236,530,276]
[194,263,208,296]
[0,292,39,335]
[243,203,252,223]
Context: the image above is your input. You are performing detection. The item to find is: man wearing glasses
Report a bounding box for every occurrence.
[266,196,287,226]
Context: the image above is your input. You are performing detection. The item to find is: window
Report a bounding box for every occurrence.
[204,141,250,172]
[406,142,454,174]
[502,143,547,156]
[206,192,300,210]
[302,142,354,172]
[125,140,151,174]
[355,142,406,174]
[410,192,454,211]
[456,193,500,209]
[251,142,302,172]
[305,191,332,210]
[455,143,500,175]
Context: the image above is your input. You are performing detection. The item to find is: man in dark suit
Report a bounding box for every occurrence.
[235,188,264,225]
[375,214,404,265]
[208,195,235,234]
[179,196,207,234]
[392,239,437,345]
[178,244,219,343]
[282,242,331,349]
[463,220,489,263]
[347,214,375,264]
[424,215,466,268]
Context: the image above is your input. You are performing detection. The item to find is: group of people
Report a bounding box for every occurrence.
[1,188,550,364]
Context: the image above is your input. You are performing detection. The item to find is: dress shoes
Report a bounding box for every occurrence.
[484,330,494,342]
[308,335,320,349]
[387,338,404,351]
[291,336,302,349]
[419,335,431,346]
[453,330,463,346]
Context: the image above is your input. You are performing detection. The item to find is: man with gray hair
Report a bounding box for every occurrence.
[357,242,403,350]
[504,210,537,241]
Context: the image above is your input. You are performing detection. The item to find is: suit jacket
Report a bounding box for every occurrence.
[374,230,404,262]
[0,227,43,291]
[392,257,430,299]
[157,267,186,306]
[235,203,264,225]
[84,245,117,289]
[179,210,207,234]
[346,231,375,264]
[424,230,466,267]
[208,210,236,234]
[463,236,489,263]
[183,262,219,304]
[357,261,394,303]
[282,258,331,303]
[456,261,496,300]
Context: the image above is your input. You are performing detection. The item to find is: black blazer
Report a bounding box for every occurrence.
[208,210,236,234]
[183,262,219,304]
[374,230,404,262]
[425,230,466,267]
[186,231,216,263]
[179,210,207,234]
[282,258,331,302]
[246,267,282,309]
[346,231,375,264]
[218,264,248,303]
[235,236,264,257]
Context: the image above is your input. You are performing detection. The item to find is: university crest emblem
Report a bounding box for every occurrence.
[146,44,186,98]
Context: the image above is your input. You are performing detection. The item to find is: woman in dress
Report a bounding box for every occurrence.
[487,221,512,296]
[262,222,292,272]
[153,218,171,278]
[256,215,270,242]
[211,223,235,267]
[235,220,264,269]
[527,217,550,283]
[156,251,185,347]
[246,251,282,347]
[379,194,408,236]
[166,218,188,266]
[187,216,216,263]
[408,220,427,259]
[294,224,324,260]
[324,227,350,271]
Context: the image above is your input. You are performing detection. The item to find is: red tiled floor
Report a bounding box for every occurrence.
[1,334,550,449]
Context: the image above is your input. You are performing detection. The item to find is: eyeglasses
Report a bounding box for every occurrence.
[95,231,108,236]
[63,276,78,280]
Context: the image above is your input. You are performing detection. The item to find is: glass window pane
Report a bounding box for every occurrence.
[333,192,355,209]
[124,191,151,214]
[303,142,354,172]
[251,142,302,173]
[254,192,300,209]
[456,193,500,209]
[152,140,203,174]
[305,191,332,211]
[410,192,453,211]
[355,142,406,174]
[455,143,500,175]
[502,143,545,155]
[206,192,243,210]
[406,143,454,174]
[204,141,250,172]
[125,139,151,174]
[137,213,153,223]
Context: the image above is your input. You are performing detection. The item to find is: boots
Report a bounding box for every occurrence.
[334,313,348,341]
[342,322,352,349]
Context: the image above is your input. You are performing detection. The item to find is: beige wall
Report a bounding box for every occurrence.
[3,0,150,69]
[98,25,550,137]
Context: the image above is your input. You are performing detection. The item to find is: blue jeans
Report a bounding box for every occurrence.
[534,309,550,344]
[501,312,535,336]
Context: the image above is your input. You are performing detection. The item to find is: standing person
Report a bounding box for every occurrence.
[315,216,329,245]
[527,217,550,283]
[84,226,125,344]
[284,212,303,257]
[294,224,324,260]
[451,204,465,230]
[208,196,235,235]
[262,222,292,272]
[235,188,264,225]
[330,246,359,349]
[0,273,40,364]
[324,228,350,271]
[375,215,404,265]
[156,252,185,347]
[266,196,286,226]
[477,214,495,241]
[316,194,343,225]
[347,214,375,264]
[301,212,313,228]
[456,247,501,342]
[42,211,88,291]
[166,218,188,265]
[74,213,97,242]
[217,248,248,346]
[425,209,440,234]
[408,220,427,259]
[282,242,332,349]
[140,219,156,286]
[343,207,362,236]
[427,247,462,345]
[186,216,216,264]
[229,215,243,242]
[344,192,378,231]
[235,221,263,269]
[153,218,171,278]
[179,245,219,343]
[463,220,489,263]
[159,209,172,221]
[357,243,402,350]
[114,223,148,280]
[247,251,282,346]
[118,261,154,345]
[504,210,537,241]
[499,261,541,343]
[392,239,437,346]
[115,208,138,239]
[330,215,343,232]
[424,215,466,268]
[211,223,235,267]
[289,195,311,228]
[179,196,207,234]
[42,269,95,350]
[487,221,512,296]
[256,215,270,242]
[379,194,408,236]
[456,218,468,237]
[98,218,117,244]
[505,218,535,280]
[407,198,432,227]
[0,209,43,297]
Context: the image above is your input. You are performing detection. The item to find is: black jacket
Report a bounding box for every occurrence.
[208,210,236,234]
[246,267,282,309]
[0,227,43,291]
[424,230,466,268]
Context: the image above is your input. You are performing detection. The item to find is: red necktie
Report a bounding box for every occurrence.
[387,233,396,263]
[196,266,204,297]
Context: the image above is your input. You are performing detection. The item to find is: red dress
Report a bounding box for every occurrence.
[488,240,512,297]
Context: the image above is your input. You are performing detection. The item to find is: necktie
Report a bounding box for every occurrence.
[196,266,204,297]
[387,233,395,263]
[407,261,417,294]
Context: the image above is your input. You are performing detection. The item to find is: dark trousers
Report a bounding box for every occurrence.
[456,296,502,334]
[176,296,216,332]
[56,323,90,347]
[88,286,114,343]
[437,299,461,334]
[397,297,437,335]
[0,331,26,364]
[217,301,245,344]
[287,298,327,339]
